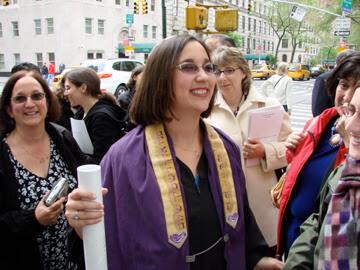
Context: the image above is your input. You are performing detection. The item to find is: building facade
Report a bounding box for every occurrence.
[0,0,162,72]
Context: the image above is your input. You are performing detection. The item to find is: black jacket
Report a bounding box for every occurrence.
[75,99,127,164]
[0,122,91,270]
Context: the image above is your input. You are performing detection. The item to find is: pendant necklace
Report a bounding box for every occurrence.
[329,120,342,148]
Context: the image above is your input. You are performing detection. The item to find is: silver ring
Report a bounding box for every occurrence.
[73,210,80,220]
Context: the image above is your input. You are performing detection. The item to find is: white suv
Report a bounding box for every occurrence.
[81,58,144,97]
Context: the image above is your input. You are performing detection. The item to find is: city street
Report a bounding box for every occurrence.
[252,78,314,132]
[0,76,315,133]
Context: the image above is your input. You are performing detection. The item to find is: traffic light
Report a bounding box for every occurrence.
[247,1,252,15]
[185,6,208,30]
[2,0,9,6]
[215,9,238,32]
[134,0,139,14]
[142,0,148,14]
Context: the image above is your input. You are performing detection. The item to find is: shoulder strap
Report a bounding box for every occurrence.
[274,76,285,88]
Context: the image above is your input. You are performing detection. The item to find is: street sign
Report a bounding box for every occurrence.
[290,6,306,22]
[332,17,351,30]
[334,30,350,36]
[342,0,352,14]
[126,14,134,24]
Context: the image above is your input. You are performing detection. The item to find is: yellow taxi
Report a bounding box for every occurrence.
[50,67,78,91]
[288,64,311,80]
[251,64,275,80]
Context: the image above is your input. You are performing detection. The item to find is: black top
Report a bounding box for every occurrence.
[0,122,91,270]
[75,99,127,163]
[177,152,226,270]
[177,148,270,270]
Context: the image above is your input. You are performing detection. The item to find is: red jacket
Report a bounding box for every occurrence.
[48,63,55,74]
[276,107,347,256]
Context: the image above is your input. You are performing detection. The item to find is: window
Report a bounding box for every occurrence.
[122,61,136,71]
[85,18,92,34]
[48,52,55,65]
[87,52,103,59]
[98,19,105,35]
[46,18,54,34]
[242,16,245,32]
[34,19,41,35]
[115,0,120,4]
[252,39,256,50]
[259,21,262,33]
[298,41,302,49]
[12,21,19,36]
[248,17,251,31]
[36,53,43,67]
[282,39,288,49]
[151,0,155,11]
[13,0,18,3]
[152,26,156,39]
[143,24,148,38]
[282,54,287,62]
[0,54,4,69]
[125,0,129,6]
[0,23,2,37]
[253,19,256,32]
[263,22,266,34]
[262,40,266,52]
[14,53,20,65]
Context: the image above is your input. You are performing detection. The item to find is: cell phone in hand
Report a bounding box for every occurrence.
[43,177,69,207]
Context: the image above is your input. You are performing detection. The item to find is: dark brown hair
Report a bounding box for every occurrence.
[0,72,60,133]
[126,65,145,90]
[326,51,360,102]
[63,67,117,105]
[130,35,216,126]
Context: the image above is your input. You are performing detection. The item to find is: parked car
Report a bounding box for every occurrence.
[50,67,78,91]
[310,66,325,78]
[288,64,310,80]
[251,64,275,80]
[81,58,144,97]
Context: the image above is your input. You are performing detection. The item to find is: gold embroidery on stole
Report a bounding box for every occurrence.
[145,123,238,248]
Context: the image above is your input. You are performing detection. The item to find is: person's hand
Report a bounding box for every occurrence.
[65,188,107,238]
[336,115,349,147]
[285,131,306,151]
[243,139,265,159]
[35,197,65,226]
[254,257,284,270]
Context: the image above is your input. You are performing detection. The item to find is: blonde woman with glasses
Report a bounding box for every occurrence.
[206,46,292,256]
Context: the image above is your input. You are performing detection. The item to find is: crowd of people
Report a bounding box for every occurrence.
[0,34,359,270]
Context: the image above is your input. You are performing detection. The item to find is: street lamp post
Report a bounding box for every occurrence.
[162,0,167,38]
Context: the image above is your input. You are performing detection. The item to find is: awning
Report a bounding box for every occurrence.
[244,54,270,61]
[117,42,156,54]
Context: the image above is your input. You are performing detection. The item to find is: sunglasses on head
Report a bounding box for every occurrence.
[12,92,46,104]
[176,62,218,75]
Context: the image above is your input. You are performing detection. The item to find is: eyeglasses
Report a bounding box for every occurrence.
[176,62,218,75]
[215,67,241,77]
[12,92,46,104]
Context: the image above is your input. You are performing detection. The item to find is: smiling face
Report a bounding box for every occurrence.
[7,76,48,129]
[335,76,358,115]
[171,41,216,118]
[64,79,86,107]
[216,64,246,95]
[345,88,360,160]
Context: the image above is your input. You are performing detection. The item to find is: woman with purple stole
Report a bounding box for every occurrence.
[65,35,284,270]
